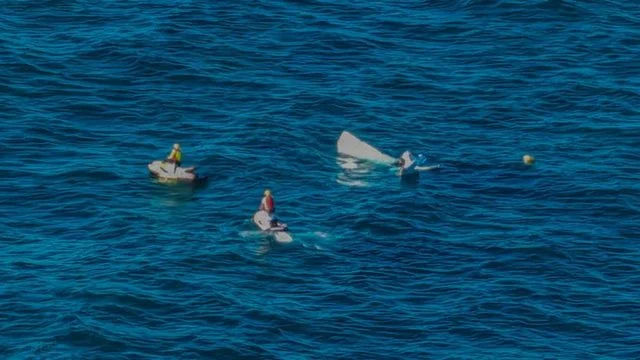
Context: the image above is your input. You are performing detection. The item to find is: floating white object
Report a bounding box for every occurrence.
[337,131,396,164]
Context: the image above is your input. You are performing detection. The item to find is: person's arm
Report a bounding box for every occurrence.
[415,165,440,171]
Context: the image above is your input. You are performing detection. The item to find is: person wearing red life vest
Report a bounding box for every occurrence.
[260,189,275,213]
[259,189,278,226]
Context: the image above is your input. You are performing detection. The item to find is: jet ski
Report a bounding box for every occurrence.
[253,210,293,243]
[147,160,207,184]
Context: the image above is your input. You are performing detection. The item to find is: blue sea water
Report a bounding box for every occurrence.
[1,0,640,358]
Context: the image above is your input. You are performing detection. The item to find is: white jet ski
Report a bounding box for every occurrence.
[337,131,396,164]
[253,210,293,243]
[147,160,207,184]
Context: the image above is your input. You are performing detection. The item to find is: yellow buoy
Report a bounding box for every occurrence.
[522,154,535,165]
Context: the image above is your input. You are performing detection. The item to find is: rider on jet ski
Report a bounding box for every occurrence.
[164,143,196,174]
[259,189,278,227]
[164,143,184,174]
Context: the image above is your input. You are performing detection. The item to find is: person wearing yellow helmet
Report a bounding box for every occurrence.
[165,143,182,173]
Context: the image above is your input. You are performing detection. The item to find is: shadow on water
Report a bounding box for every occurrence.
[241,231,293,257]
[147,175,210,206]
[254,234,330,257]
[149,172,210,189]
[400,172,420,187]
[255,237,289,257]
[241,226,332,257]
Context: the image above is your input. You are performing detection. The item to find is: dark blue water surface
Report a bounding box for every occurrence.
[2,0,640,359]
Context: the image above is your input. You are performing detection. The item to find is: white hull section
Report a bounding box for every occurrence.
[148,160,200,183]
[337,131,395,164]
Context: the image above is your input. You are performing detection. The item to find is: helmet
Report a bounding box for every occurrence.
[264,189,271,196]
[173,143,180,150]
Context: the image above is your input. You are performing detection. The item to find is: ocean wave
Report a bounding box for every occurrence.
[1,0,639,358]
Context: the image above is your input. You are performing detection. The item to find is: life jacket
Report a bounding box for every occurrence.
[169,149,182,162]
[264,196,275,213]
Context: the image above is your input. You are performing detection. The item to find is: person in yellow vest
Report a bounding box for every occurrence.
[165,143,182,173]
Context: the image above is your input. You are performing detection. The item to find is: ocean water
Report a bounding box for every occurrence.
[1,0,639,358]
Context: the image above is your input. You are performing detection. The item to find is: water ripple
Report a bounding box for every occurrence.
[2,0,639,358]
